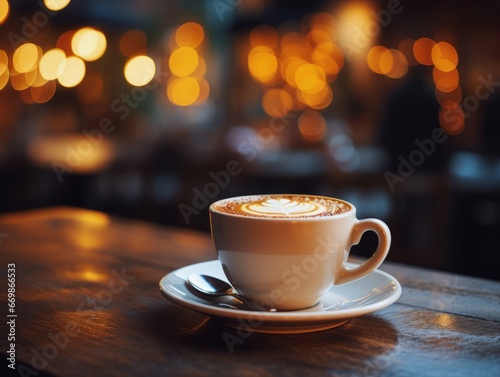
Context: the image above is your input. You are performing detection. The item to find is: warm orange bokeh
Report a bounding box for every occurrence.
[30,80,56,104]
[169,47,199,77]
[167,76,200,106]
[56,30,76,55]
[262,88,293,117]
[248,15,345,116]
[44,0,71,11]
[298,111,327,142]
[71,27,107,62]
[0,0,9,25]
[413,37,436,66]
[297,84,333,110]
[439,101,464,135]
[248,46,278,83]
[431,41,458,72]
[367,46,388,74]
[125,55,156,86]
[39,48,66,80]
[433,67,459,92]
[175,22,205,49]
[385,49,408,79]
[0,68,9,91]
[10,67,36,91]
[13,43,41,73]
[165,21,209,107]
[312,42,343,80]
[58,56,86,88]
[295,63,326,94]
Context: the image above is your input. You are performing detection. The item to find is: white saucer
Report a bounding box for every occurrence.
[159,260,402,334]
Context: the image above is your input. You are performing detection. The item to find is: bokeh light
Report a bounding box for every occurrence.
[191,56,206,77]
[165,21,209,107]
[193,77,210,105]
[297,84,333,110]
[431,41,458,72]
[378,49,395,75]
[433,67,459,92]
[18,89,35,104]
[169,46,199,77]
[0,0,9,25]
[39,49,66,80]
[58,56,85,87]
[57,30,76,55]
[124,55,156,86]
[367,46,408,77]
[31,80,56,103]
[312,42,343,80]
[385,49,408,79]
[10,67,37,91]
[175,22,204,49]
[71,27,107,62]
[0,67,9,90]
[167,77,200,106]
[311,49,339,81]
[298,111,327,142]
[367,46,389,74]
[295,63,326,94]
[0,49,7,76]
[336,2,373,58]
[307,29,332,46]
[13,43,41,73]
[44,0,71,11]
[31,67,48,88]
[439,101,464,135]
[28,135,115,173]
[413,37,436,66]
[282,57,307,87]
[247,17,346,113]
[261,88,293,117]
[248,46,278,83]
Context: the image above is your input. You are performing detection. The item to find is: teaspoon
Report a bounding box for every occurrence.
[187,274,276,311]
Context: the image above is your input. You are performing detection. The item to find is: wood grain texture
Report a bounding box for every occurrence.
[0,207,499,377]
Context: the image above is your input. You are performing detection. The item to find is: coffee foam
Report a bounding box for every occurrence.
[213,195,351,218]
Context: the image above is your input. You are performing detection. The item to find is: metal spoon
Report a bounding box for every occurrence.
[187,274,276,311]
[187,274,246,303]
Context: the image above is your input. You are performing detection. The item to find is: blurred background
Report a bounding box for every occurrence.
[0,0,499,280]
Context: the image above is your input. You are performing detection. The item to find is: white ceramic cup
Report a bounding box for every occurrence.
[209,194,391,311]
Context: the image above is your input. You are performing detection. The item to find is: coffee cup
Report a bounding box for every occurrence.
[209,194,391,311]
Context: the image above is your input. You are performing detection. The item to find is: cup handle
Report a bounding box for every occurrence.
[336,218,391,285]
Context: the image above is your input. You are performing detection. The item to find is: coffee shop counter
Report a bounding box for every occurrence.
[0,207,498,376]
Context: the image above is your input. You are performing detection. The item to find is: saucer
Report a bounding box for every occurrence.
[159,260,402,334]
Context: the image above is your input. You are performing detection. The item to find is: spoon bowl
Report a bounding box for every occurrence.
[187,274,276,311]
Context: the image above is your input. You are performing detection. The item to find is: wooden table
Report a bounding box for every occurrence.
[1,207,499,377]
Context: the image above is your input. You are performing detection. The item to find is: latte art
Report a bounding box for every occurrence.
[241,198,326,217]
[212,195,351,218]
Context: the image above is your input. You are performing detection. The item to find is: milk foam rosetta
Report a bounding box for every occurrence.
[213,195,351,218]
[241,198,326,217]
